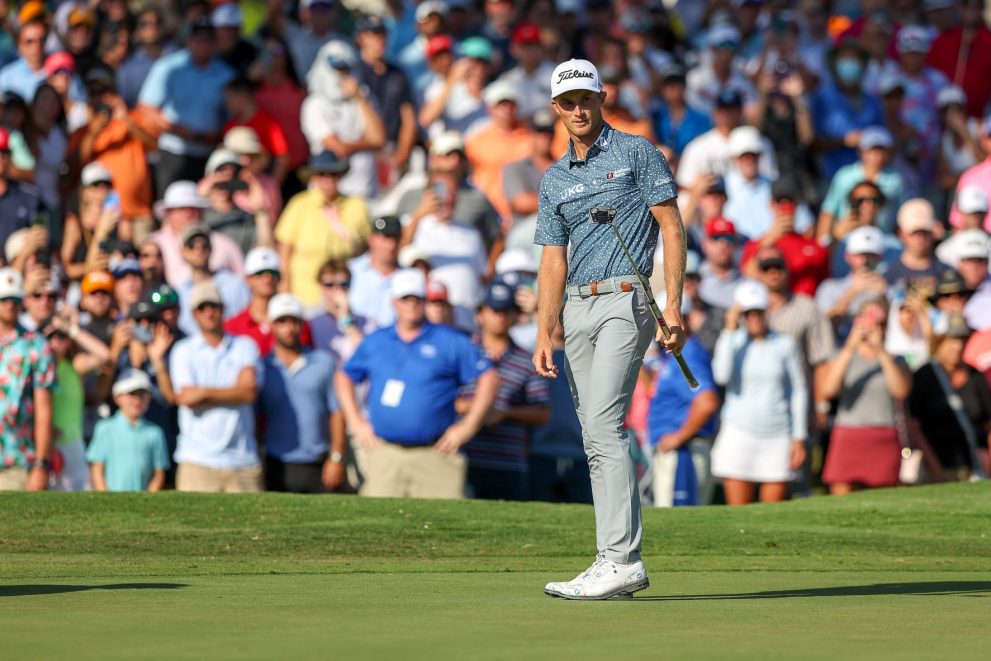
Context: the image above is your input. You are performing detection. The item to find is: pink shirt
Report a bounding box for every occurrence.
[151,225,246,287]
[949,159,991,232]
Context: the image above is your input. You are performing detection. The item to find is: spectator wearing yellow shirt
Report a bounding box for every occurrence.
[276,151,371,308]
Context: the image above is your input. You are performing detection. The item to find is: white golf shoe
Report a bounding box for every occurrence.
[544,556,650,600]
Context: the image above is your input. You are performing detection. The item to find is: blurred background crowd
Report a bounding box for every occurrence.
[0,0,990,504]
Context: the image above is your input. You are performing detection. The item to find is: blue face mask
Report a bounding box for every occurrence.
[835,58,863,85]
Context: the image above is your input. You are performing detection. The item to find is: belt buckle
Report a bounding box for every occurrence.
[590,281,600,296]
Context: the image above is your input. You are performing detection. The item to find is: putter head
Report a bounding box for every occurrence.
[589,207,618,225]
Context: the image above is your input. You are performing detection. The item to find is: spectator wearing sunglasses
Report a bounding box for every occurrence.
[309,259,367,363]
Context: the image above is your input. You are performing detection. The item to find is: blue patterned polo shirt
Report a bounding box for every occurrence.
[534,122,678,286]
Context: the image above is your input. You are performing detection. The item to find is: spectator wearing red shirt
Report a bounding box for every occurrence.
[223,77,290,186]
[224,246,311,356]
[742,179,829,297]
[927,0,991,118]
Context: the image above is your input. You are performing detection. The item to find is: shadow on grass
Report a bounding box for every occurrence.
[0,583,188,597]
[634,582,991,601]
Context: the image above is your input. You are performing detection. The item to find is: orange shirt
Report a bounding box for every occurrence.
[551,110,658,158]
[69,113,153,220]
[465,121,534,222]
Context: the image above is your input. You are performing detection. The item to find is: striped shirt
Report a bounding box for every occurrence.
[462,341,550,472]
[769,294,837,371]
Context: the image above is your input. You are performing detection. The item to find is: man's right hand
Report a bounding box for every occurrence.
[351,419,381,450]
[532,335,558,378]
[26,467,48,491]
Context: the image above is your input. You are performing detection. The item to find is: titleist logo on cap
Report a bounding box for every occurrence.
[557,69,595,84]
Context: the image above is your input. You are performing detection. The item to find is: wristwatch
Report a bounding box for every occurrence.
[329,452,344,464]
[30,458,52,471]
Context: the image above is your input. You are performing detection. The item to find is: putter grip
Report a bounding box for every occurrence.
[648,300,700,390]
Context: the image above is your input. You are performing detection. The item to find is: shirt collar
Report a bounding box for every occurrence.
[568,122,614,167]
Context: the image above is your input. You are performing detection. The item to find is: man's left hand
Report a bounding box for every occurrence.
[26,467,48,491]
[435,421,473,455]
[659,433,687,453]
[322,459,346,490]
[658,306,686,354]
[176,387,207,408]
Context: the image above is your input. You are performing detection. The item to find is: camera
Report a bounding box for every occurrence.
[589,207,617,225]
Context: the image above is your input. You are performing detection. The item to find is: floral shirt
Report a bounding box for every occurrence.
[0,325,56,469]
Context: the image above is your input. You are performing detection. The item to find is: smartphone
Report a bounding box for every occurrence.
[432,181,447,201]
[132,324,153,344]
[102,191,120,213]
[219,179,249,194]
[864,255,880,271]
[31,210,50,228]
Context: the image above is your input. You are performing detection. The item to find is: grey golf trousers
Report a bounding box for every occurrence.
[562,278,655,564]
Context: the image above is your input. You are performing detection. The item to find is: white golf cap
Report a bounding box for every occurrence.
[391,268,427,299]
[846,226,885,255]
[897,198,937,233]
[728,126,764,157]
[955,229,991,261]
[161,181,210,210]
[897,25,932,54]
[937,85,967,109]
[112,369,153,396]
[859,126,894,150]
[81,161,112,186]
[224,126,263,155]
[416,0,448,22]
[211,3,243,28]
[733,280,769,312]
[398,244,431,268]
[550,59,602,100]
[495,249,537,275]
[0,267,24,300]
[245,246,281,276]
[957,185,989,214]
[483,79,519,106]
[429,130,465,155]
[190,280,223,309]
[708,23,741,48]
[267,293,304,320]
[205,148,241,175]
[4,228,28,264]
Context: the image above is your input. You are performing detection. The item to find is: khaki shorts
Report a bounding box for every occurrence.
[176,463,263,493]
[360,442,466,499]
[0,467,28,491]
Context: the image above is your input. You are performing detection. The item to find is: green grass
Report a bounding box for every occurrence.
[2,484,990,659]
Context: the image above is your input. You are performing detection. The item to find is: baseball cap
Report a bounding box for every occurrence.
[356,14,387,33]
[148,284,180,309]
[81,270,115,294]
[129,301,159,321]
[416,1,448,23]
[268,293,304,321]
[897,26,932,54]
[112,369,153,397]
[321,40,357,70]
[937,85,966,109]
[461,36,493,61]
[531,107,557,133]
[897,198,937,233]
[81,161,113,186]
[161,181,209,210]
[859,126,894,150]
[728,126,764,157]
[188,15,214,37]
[734,280,769,312]
[708,23,741,49]
[550,59,603,100]
[512,22,541,46]
[181,224,212,247]
[245,247,281,276]
[4,229,27,264]
[483,280,517,312]
[426,34,454,58]
[44,51,75,77]
[495,249,538,275]
[84,65,115,88]
[877,71,905,96]
[771,177,800,201]
[301,0,335,9]
[556,0,584,13]
[224,126,263,155]
[190,281,223,309]
[715,89,744,108]
[956,185,989,214]
[391,268,427,299]
[931,269,972,300]
[371,215,402,238]
[425,278,449,302]
[955,229,991,261]
[0,267,24,300]
[68,7,95,28]
[398,244,431,268]
[706,216,737,237]
[308,150,350,176]
[484,79,519,106]
[943,312,973,339]
[205,148,241,175]
[430,130,465,155]
[18,1,46,24]
[660,63,687,83]
[110,257,142,278]
[211,3,243,28]
[706,177,727,196]
[846,226,885,255]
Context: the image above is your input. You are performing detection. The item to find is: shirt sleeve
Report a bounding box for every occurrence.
[32,338,57,391]
[264,116,290,158]
[343,336,372,384]
[782,336,808,440]
[633,137,677,207]
[151,427,171,470]
[300,96,332,148]
[533,175,569,246]
[84,423,108,464]
[168,340,195,390]
[820,170,846,218]
[324,355,339,412]
[137,58,168,108]
[274,198,300,245]
[454,333,493,386]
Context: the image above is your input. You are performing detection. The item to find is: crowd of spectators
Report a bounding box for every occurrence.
[1,0,990,504]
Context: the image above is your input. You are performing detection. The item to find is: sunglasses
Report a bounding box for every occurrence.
[0,297,21,304]
[186,240,211,251]
[852,196,883,206]
[140,251,162,259]
[321,280,351,289]
[30,292,58,301]
[137,20,160,28]
[253,270,281,279]
[710,233,735,242]
[195,302,222,312]
[759,260,787,272]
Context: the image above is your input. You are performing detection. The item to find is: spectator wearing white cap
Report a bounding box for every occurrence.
[86,369,170,492]
[886,198,950,288]
[817,126,906,238]
[0,267,56,492]
[336,268,500,499]
[937,187,989,265]
[301,39,386,199]
[685,23,758,117]
[212,2,257,76]
[198,146,275,256]
[174,224,250,336]
[936,85,983,188]
[395,0,450,101]
[169,280,262,492]
[257,293,345,493]
[224,246,313,356]
[223,126,284,225]
[949,116,991,233]
[149,181,246,287]
[465,79,536,223]
[710,280,807,505]
[951,231,991,330]
[265,0,343,81]
[816,226,891,339]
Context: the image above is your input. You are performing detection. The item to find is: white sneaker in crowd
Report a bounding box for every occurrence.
[544,556,650,600]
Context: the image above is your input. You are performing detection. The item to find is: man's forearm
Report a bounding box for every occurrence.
[330,411,347,455]
[33,388,53,462]
[333,371,365,428]
[654,200,686,310]
[536,247,567,339]
[461,370,500,433]
[199,385,256,406]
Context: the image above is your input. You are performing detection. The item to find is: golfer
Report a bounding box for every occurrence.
[533,59,687,600]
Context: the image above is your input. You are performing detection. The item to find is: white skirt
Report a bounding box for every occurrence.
[711,421,792,483]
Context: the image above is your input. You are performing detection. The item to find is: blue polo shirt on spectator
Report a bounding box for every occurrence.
[258,349,338,464]
[343,323,493,445]
[169,332,261,469]
[0,58,85,105]
[647,337,718,445]
[85,412,171,491]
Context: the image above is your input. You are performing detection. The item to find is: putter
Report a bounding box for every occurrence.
[589,207,699,389]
